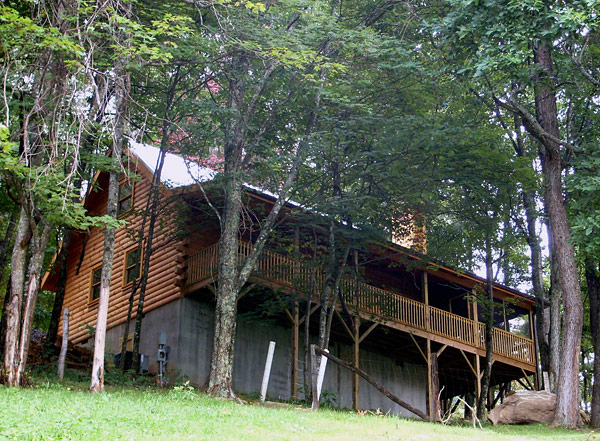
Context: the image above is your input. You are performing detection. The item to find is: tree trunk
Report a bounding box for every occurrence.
[587,259,600,427]
[303,230,318,401]
[207,36,326,396]
[131,143,169,372]
[15,221,52,383]
[548,247,562,391]
[513,115,549,373]
[44,228,72,356]
[208,175,243,398]
[477,232,494,420]
[90,69,128,393]
[534,41,583,428]
[0,276,12,361]
[3,207,30,386]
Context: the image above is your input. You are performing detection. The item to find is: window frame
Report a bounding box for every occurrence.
[89,265,103,305]
[122,245,142,288]
[117,178,134,217]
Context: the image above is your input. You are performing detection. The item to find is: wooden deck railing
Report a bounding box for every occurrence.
[185,243,535,366]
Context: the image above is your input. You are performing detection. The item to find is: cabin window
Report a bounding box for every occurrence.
[90,267,102,302]
[118,180,133,215]
[124,248,141,285]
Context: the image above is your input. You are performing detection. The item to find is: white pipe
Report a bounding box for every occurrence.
[316,349,329,401]
[260,341,276,402]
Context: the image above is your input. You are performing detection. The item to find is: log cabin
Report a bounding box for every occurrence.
[42,143,539,419]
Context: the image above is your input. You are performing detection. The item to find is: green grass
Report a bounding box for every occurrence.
[0,377,595,441]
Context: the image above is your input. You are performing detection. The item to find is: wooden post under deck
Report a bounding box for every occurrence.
[475,353,481,402]
[423,272,436,421]
[290,226,301,400]
[353,317,360,411]
[352,249,360,411]
[291,301,299,399]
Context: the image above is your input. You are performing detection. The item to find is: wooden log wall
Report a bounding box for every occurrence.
[56,166,184,344]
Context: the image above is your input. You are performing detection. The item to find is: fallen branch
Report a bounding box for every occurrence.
[313,345,428,420]
[455,396,483,429]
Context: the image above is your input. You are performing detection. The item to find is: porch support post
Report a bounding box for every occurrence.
[353,314,360,411]
[291,226,300,400]
[475,353,481,403]
[423,272,430,331]
[423,271,437,422]
[472,288,479,347]
[427,338,434,421]
[291,301,299,400]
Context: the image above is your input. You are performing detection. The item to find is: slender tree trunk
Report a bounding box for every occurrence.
[0,277,12,361]
[89,69,128,393]
[129,69,180,373]
[15,222,52,382]
[0,209,17,281]
[534,41,583,428]
[0,210,18,361]
[3,207,30,386]
[477,232,494,420]
[587,259,600,427]
[303,231,318,401]
[131,143,169,372]
[44,228,72,356]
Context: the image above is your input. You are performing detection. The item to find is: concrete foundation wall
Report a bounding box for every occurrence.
[105,296,427,418]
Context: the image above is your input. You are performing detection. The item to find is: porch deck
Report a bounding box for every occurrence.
[185,242,535,370]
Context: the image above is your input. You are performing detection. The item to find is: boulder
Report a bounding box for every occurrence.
[487,390,556,425]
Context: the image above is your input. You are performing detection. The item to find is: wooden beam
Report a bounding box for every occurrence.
[520,368,534,390]
[436,344,448,357]
[475,354,481,400]
[313,345,428,420]
[516,378,532,391]
[460,349,476,376]
[410,333,427,363]
[335,309,355,341]
[359,322,379,344]
[353,315,360,411]
[291,301,299,400]
[237,283,256,301]
[299,304,319,325]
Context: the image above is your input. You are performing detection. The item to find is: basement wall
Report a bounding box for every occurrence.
[104,296,427,418]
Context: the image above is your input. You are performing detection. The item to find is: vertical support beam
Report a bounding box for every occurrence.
[424,271,437,422]
[352,249,360,412]
[423,272,430,332]
[291,301,299,399]
[427,337,433,420]
[472,288,479,347]
[353,317,360,411]
[475,353,481,402]
[291,226,300,400]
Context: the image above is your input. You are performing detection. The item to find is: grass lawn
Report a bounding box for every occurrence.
[0,377,595,441]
